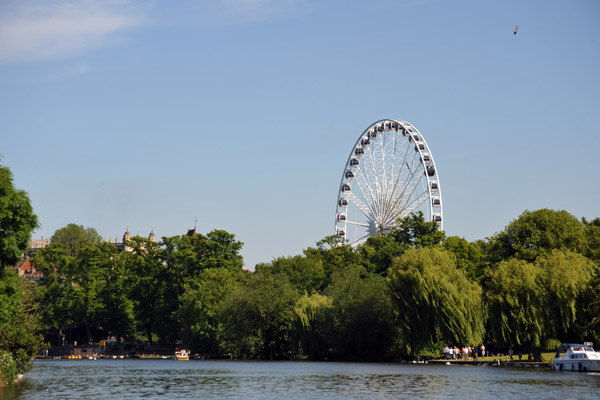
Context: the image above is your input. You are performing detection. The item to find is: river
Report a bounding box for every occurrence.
[2,359,599,399]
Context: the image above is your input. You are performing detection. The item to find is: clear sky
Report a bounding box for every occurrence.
[1,0,599,269]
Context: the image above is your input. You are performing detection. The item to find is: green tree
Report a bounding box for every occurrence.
[0,164,38,269]
[31,244,75,345]
[443,236,485,281]
[218,272,299,359]
[582,217,600,265]
[162,230,243,280]
[255,255,326,294]
[485,258,544,349]
[387,247,484,356]
[325,267,397,360]
[175,268,243,355]
[123,236,168,343]
[68,243,121,344]
[488,209,587,263]
[389,211,445,248]
[358,235,407,275]
[95,250,135,343]
[303,236,363,286]
[50,223,102,256]
[0,163,43,386]
[537,250,598,344]
[0,270,44,384]
[294,293,333,360]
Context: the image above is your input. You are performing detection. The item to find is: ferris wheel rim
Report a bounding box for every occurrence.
[334,119,443,246]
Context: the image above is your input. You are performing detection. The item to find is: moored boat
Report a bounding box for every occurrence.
[174,349,190,361]
[552,343,600,372]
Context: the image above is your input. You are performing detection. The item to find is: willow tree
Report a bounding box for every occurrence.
[294,292,333,360]
[539,250,598,341]
[486,250,599,349]
[485,258,544,349]
[387,247,484,356]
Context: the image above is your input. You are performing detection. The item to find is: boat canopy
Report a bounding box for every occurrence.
[555,343,595,358]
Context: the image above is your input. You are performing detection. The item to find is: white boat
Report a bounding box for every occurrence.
[552,343,600,372]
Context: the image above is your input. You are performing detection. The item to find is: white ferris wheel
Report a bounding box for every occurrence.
[335,119,443,246]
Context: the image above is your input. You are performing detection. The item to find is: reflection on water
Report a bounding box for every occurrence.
[1,359,599,399]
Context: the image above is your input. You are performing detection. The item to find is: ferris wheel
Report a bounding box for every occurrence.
[335,119,443,246]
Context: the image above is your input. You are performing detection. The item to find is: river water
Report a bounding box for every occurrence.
[2,359,599,399]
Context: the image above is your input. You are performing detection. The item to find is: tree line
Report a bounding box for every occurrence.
[1,160,600,385]
[30,210,600,362]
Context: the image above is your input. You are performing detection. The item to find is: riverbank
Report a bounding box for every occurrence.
[428,359,550,368]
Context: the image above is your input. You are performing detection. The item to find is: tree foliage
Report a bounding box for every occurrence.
[19,207,600,362]
[175,268,243,355]
[488,209,587,263]
[325,267,397,360]
[0,270,44,382]
[0,163,42,385]
[294,292,333,360]
[255,255,326,294]
[389,211,445,248]
[50,223,102,257]
[218,272,299,359]
[485,250,599,349]
[388,247,484,356]
[0,164,38,269]
[443,236,485,281]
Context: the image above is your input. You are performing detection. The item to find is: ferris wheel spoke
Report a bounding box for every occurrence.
[387,139,413,210]
[353,168,378,215]
[400,189,430,215]
[344,220,370,227]
[346,191,374,220]
[348,232,371,247]
[364,139,383,216]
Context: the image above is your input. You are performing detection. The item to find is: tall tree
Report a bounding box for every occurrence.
[359,235,407,276]
[303,236,363,285]
[537,250,598,343]
[255,255,326,294]
[443,236,485,282]
[294,292,333,360]
[123,236,167,343]
[387,247,484,356]
[325,267,397,360]
[50,223,102,257]
[388,211,445,248]
[0,163,42,386]
[0,271,44,384]
[218,272,299,359]
[487,209,587,263]
[485,258,545,349]
[175,268,243,355]
[582,217,600,265]
[0,164,38,268]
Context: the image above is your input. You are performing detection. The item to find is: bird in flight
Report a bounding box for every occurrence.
[513,25,518,35]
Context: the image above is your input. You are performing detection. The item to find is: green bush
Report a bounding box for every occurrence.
[0,350,17,386]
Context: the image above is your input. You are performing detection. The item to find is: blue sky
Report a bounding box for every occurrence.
[1,0,599,269]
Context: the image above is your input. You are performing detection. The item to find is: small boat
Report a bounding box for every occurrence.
[174,349,190,361]
[552,343,600,372]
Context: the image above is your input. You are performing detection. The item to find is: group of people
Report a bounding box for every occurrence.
[443,344,486,360]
